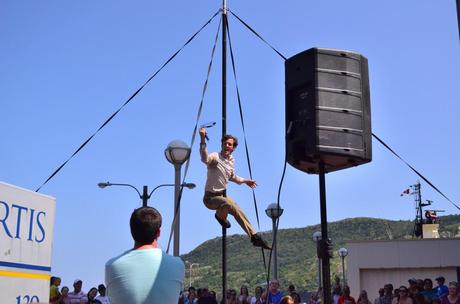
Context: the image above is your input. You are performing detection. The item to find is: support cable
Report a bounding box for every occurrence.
[165,16,223,254]
[226,19,261,229]
[372,133,460,211]
[35,10,221,192]
[226,17,270,283]
[228,9,286,61]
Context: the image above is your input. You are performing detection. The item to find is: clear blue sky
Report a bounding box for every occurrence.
[2,0,459,291]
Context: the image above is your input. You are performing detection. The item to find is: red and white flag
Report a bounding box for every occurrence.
[400,188,411,196]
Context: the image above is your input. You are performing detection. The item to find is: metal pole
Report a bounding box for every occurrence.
[319,161,331,304]
[341,256,346,286]
[173,164,181,256]
[318,257,322,289]
[142,185,148,207]
[221,1,228,302]
[272,218,278,280]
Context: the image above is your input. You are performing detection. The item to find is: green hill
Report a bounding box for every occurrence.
[181,215,460,293]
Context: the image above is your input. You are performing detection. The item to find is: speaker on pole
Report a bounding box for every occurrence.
[285,47,372,174]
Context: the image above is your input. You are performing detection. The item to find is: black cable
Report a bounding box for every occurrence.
[165,16,222,254]
[226,18,261,230]
[227,17,273,286]
[228,9,287,61]
[35,10,221,192]
[372,133,460,211]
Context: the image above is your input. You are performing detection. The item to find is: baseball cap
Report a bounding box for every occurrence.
[435,276,445,281]
[74,279,82,284]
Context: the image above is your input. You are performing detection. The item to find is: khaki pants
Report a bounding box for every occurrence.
[203,192,256,236]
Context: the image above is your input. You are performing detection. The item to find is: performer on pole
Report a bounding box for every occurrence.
[199,127,271,249]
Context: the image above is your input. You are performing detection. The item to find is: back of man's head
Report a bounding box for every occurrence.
[130,206,162,245]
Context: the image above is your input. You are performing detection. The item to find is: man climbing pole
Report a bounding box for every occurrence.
[199,127,271,250]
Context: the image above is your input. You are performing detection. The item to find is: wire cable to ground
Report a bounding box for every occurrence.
[226,16,270,284]
[35,10,221,192]
[165,15,222,254]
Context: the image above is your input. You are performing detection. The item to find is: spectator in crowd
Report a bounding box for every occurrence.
[238,285,250,304]
[50,276,62,304]
[249,286,264,304]
[440,282,460,304]
[280,296,295,304]
[397,286,414,304]
[333,285,343,304]
[59,286,70,304]
[290,292,301,304]
[422,279,438,304]
[288,285,297,295]
[95,284,110,304]
[436,277,449,299]
[198,288,217,304]
[380,284,394,304]
[185,289,197,304]
[338,286,356,304]
[375,288,385,304]
[68,279,86,304]
[357,290,372,304]
[392,289,400,304]
[86,287,102,304]
[227,289,238,304]
[265,279,283,304]
[105,206,185,304]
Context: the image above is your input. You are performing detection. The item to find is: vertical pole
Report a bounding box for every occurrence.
[174,164,181,256]
[272,218,278,279]
[319,161,331,304]
[221,1,228,303]
[318,257,322,289]
[341,257,346,286]
[142,185,148,207]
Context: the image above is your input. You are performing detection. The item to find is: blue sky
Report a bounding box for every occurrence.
[2,0,459,291]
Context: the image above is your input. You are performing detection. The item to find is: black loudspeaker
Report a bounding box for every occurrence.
[285,47,372,174]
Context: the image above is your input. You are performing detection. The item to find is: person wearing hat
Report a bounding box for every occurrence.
[436,277,448,299]
[105,206,184,304]
[68,279,86,304]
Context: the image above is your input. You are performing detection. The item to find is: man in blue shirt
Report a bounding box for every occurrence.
[105,206,185,304]
[435,276,448,299]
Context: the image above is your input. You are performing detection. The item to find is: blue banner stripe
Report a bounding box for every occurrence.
[0,261,51,272]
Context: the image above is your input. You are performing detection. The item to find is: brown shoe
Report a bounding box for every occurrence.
[215,214,231,229]
[251,234,271,250]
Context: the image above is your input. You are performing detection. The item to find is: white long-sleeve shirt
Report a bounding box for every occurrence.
[200,143,244,192]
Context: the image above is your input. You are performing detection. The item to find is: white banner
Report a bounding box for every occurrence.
[0,182,56,303]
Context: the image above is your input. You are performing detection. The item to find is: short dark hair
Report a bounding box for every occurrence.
[222,134,238,148]
[130,207,162,245]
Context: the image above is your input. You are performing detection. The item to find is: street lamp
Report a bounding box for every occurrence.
[165,139,191,257]
[189,263,199,288]
[338,247,348,286]
[265,203,283,280]
[98,182,196,207]
[312,231,322,289]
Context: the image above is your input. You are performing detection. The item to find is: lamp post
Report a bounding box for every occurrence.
[338,247,348,286]
[165,140,191,256]
[189,263,199,287]
[312,231,322,289]
[265,203,284,279]
[97,182,196,207]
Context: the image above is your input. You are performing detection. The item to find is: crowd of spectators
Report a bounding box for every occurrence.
[179,279,303,304]
[48,274,459,304]
[371,276,459,304]
[49,276,110,304]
